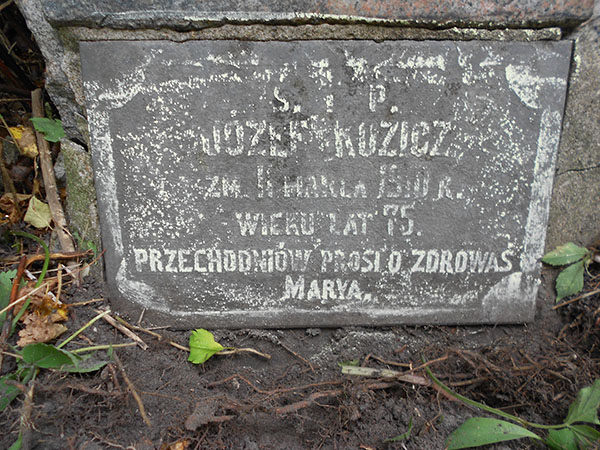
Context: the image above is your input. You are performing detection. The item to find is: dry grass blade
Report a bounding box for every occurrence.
[341,365,430,386]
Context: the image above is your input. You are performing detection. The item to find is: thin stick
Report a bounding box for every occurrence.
[169,341,189,352]
[0,113,24,155]
[136,308,145,326]
[0,0,14,14]
[0,282,49,317]
[31,89,75,254]
[112,351,152,427]
[89,431,128,449]
[113,316,163,340]
[36,381,121,397]
[0,250,91,265]
[96,310,148,350]
[275,389,342,414]
[111,315,269,357]
[67,298,105,307]
[1,350,22,359]
[0,98,29,103]
[109,315,187,351]
[279,341,314,371]
[56,264,63,302]
[217,347,271,360]
[404,355,449,374]
[553,288,600,309]
[365,353,411,368]
[17,382,35,450]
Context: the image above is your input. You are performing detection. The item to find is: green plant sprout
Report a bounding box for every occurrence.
[187,328,271,364]
[385,417,413,443]
[72,231,98,258]
[1,309,116,450]
[542,242,596,302]
[188,328,231,364]
[426,366,600,449]
[1,309,115,412]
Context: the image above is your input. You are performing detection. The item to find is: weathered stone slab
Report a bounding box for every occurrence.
[81,40,571,327]
[41,0,594,28]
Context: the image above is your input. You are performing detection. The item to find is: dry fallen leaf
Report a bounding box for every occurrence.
[24,196,52,229]
[0,193,32,223]
[31,294,68,321]
[17,313,68,346]
[161,439,190,450]
[8,125,38,158]
[17,288,68,347]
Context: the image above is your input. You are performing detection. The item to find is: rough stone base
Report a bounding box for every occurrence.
[61,139,102,278]
[546,5,600,250]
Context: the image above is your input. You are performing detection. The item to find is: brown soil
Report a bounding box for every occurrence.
[0,259,598,449]
[1,4,599,449]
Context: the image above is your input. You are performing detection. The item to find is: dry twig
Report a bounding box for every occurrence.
[31,89,74,254]
[111,315,270,358]
[112,351,152,427]
[553,288,600,310]
[17,382,35,450]
[95,309,148,350]
[276,389,342,414]
[341,365,430,386]
[36,381,121,397]
[278,341,314,371]
[217,347,271,360]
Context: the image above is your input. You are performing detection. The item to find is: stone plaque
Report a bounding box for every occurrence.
[81,40,571,327]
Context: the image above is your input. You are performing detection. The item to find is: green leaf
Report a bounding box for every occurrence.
[446,418,541,449]
[22,344,107,373]
[571,424,600,449]
[72,231,98,257]
[543,243,589,266]
[23,196,52,229]
[58,354,109,373]
[0,269,17,324]
[546,428,578,450]
[0,373,22,411]
[565,380,600,425]
[22,343,78,369]
[8,433,22,450]
[556,261,585,302]
[29,117,65,142]
[385,417,413,442]
[188,329,224,364]
[0,366,33,411]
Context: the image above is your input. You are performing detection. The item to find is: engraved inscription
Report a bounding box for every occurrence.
[80,40,571,326]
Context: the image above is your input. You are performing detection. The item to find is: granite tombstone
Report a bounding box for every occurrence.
[80,40,571,327]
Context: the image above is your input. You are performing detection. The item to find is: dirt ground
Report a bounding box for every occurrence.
[1,4,600,449]
[0,255,598,450]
